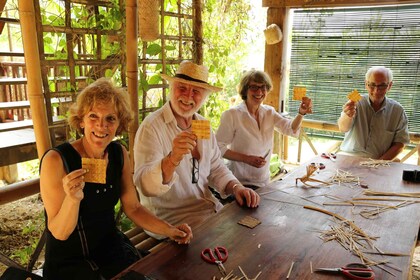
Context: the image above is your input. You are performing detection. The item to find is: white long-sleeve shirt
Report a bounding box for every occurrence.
[216,102,299,187]
[133,102,237,238]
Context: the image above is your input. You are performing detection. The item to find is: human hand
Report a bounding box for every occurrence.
[234,185,260,208]
[168,223,193,244]
[299,96,313,115]
[245,155,266,168]
[170,131,197,164]
[62,168,86,202]
[343,100,356,118]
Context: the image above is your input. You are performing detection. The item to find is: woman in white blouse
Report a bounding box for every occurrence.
[216,70,312,188]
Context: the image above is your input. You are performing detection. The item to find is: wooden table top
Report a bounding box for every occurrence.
[114,155,420,280]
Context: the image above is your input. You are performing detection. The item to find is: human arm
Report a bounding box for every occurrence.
[225,181,260,208]
[40,150,87,240]
[291,97,312,133]
[379,142,405,160]
[216,109,266,168]
[338,100,356,132]
[379,108,409,160]
[161,131,197,183]
[120,146,193,244]
[222,149,266,168]
[133,120,180,197]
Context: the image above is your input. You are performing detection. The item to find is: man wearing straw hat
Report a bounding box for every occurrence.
[133,61,260,238]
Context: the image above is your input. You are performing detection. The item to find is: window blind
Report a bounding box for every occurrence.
[288,5,420,134]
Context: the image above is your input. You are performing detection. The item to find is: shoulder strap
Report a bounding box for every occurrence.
[109,141,124,172]
[39,142,78,174]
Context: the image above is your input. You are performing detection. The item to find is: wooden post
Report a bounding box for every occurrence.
[264,7,287,159]
[193,0,203,64]
[18,0,51,159]
[126,0,139,169]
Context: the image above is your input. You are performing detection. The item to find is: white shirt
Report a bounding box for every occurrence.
[133,102,237,238]
[216,102,299,187]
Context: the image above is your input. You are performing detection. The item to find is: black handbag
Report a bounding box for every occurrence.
[0,266,43,280]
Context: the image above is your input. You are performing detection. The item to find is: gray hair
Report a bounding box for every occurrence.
[365,66,393,83]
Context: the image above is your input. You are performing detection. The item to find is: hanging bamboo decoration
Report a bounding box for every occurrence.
[295,164,331,187]
[138,0,159,41]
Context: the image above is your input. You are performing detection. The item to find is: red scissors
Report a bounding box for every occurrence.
[322,152,337,162]
[315,263,375,280]
[201,246,228,276]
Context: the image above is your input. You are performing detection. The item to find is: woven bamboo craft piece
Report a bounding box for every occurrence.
[138,0,159,41]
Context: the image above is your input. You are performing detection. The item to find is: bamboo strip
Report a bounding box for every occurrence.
[363,190,420,198]
[359,159,392,168]
[286,261,295,279]
[323,201,397,208]
[363,251,410,256]
[353,197,420,202]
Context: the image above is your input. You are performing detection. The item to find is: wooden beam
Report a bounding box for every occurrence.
[0,178,40,205]
[264,7,286,157]
[262,0,420,8]
[126,0,138,170]
[18,0,52,159]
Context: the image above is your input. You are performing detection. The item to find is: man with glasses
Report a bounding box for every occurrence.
[133,61,260,239]
[338,66,409,160]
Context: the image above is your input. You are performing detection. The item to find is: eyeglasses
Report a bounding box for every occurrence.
[248,85,268,92]
[367,83,389,90]
[192,157,199,184]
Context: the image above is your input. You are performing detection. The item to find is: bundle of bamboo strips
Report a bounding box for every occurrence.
[329,169,360,186]
[359,201,416,219]
[359,158,392,168]
[296,165,331,187]
[304,206,391,269]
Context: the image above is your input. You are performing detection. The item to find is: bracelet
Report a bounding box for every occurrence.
[232,183,240,195]
[298,112,306,117]
[167,152,180,166]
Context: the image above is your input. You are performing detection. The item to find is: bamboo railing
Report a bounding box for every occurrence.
[293,119,420,165]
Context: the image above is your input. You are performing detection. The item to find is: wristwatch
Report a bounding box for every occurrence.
[402,170,420,183]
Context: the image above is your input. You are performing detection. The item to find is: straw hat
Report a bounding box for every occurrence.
[161,61,222,92]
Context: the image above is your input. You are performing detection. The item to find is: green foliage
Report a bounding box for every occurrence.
[11,212,44,266]
[201,0,258,128]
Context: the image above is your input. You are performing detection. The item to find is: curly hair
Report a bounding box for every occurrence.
[238,70,273,100]
[68,78,133,136]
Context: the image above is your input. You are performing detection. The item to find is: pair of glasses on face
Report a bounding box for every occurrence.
[192,157,199,183]
[248,85,268,92]
[367,83,389,90]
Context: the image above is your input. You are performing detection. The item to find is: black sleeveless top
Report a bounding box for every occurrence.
[41,141,139,280]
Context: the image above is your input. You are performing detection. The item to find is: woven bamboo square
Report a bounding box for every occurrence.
[192,120,210,139]
[82,158,107,184]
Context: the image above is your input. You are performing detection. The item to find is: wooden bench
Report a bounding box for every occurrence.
[124,227,166,256]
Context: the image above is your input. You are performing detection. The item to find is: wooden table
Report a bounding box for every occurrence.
[114,155,420,279]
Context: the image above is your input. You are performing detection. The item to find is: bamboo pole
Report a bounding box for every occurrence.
[126,0,139,169]
[18,0,51,159]
[193,0,203,64]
